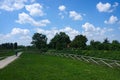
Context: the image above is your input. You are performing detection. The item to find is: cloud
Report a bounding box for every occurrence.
[69,11,83,21]
[58,13,65,19]
[25,3,44,16]
[0,28,31,46]
[36,27,80,42]
[104,15,118,24]
[58,5,67,19]
[3,27,30,38]
[0,0,27,11]
[113,2,119,7]
[11,28,30,35]
[96,2,111,12]
[58,5,66,11]
[96,2,119,12]
[82,22,113,41]
[16,12,50,27]
[60,27,80,40]
[82,22,103,36]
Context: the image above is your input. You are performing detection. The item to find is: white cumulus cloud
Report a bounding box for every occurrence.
[25,3,44,16]
[69,11,83,21]
[11,28,30,35]
[58,5,67,19]
[0,27,31,45]
[104,15,118,24]
[96,2,119,12]
[82,22,113,41]
[16,12,50,27]
[58,5,66,11]
[36,27,80,43]
[0,0,27,11]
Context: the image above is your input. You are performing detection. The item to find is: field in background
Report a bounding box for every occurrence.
[0,51,120,80]
[49,49,120,60]
[0,50,14,57]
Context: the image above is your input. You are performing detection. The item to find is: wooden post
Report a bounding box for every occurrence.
[89,58,99,64]
[81,57,89,62]
[100,60,113,68]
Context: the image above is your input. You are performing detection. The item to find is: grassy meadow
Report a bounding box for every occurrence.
[50,49,120,60]
[0,51,120,80]
[0,50,14,57]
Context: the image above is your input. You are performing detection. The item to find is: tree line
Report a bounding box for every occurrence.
[31,32,120,51]
[0,42,17,50]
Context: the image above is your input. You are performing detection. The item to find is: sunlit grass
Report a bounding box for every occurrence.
[0,52,120,80]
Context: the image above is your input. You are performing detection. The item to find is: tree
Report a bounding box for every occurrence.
[31,33,47,52]
[111,40,120,50]
[0,43,14,49]
[14,42,17,49]
[102,38,110,50]
[90,40,102,50]
[49,32,71,50]
[103,38,109,44]
[70,35,88,49]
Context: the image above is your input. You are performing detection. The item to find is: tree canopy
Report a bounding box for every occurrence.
[31,33,47,51]
[49,32,71,50]
[0,42,18,49]
[70,35,88,49]
[1,32,120,51]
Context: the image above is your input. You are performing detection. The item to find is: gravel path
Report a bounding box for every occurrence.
[0,52,22,69]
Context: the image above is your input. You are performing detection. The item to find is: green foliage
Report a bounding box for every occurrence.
[89,39,120,50]
[111,40,120,50]
[49,32,71,50]
[0,42,18,50]
[14,42,18,49]
[0,43,14,49]
[70,35,87,49]
[0,52,120,80]
[90,40,103,50]
[50,49,120,60]
[31,33,47,52]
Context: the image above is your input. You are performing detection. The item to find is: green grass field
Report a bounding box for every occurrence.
[0,50,14,57]
[0,51,120,80]
[50,49,120,60]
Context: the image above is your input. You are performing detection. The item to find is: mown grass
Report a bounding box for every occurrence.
[0,51,120,80]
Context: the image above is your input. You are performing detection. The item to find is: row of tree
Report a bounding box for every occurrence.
[0,42,17,49]
[89,39,120,50]
[31,32,120,51]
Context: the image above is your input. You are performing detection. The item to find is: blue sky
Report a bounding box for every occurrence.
[0,0,120,45]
